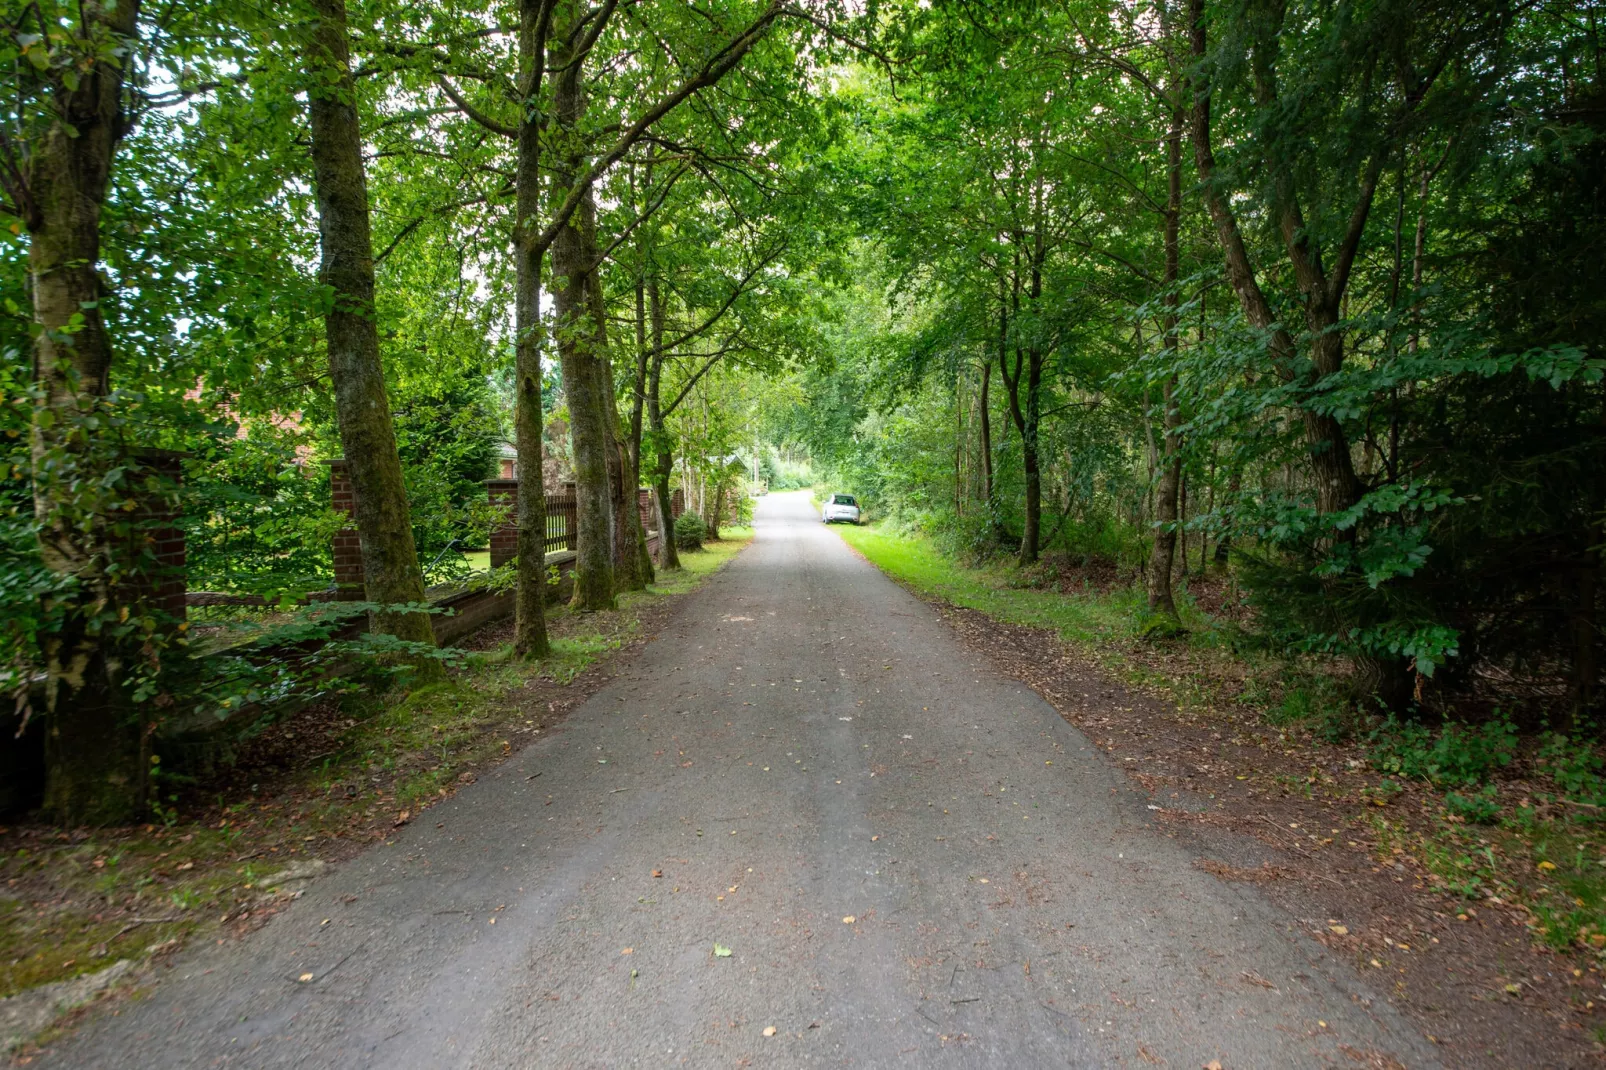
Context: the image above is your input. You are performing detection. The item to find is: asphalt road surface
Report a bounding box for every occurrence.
[47,490,1436,1068]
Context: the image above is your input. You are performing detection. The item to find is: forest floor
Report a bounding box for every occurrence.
[0,531,751,1055]
[836,523,1606,1068]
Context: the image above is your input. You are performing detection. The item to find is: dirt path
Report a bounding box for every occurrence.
[41,491,1435,1068]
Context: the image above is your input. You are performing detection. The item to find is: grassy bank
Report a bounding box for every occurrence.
[834,521,1606,964]
[0,530,751,1012]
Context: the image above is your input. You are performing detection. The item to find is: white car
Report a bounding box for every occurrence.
[822,493,861,524]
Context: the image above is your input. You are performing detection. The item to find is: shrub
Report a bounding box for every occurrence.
[674,512,706,552]
[1368,714,1517,787]
[1444,784,1502,824]
[1536,733,1606,806]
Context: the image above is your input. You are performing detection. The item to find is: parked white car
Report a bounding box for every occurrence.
[822,493,861,524]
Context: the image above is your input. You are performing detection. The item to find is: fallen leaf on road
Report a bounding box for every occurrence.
[1504,983,1521,994]
[713,943,732,958]
[842,915,856,924]
[298,973,314,983]
[762,1026,777,1037]
[1204,1061,1223,1070]
[621,948,633,955]
[652,869,663,878]
[394,810,410,826]
[1328,924,1349,936]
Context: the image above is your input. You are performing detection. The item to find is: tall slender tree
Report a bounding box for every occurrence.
[304,0,437,653]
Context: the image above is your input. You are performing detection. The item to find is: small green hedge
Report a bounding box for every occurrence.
[674,512,707,551]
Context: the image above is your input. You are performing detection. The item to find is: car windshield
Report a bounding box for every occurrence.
[832,495,856,506]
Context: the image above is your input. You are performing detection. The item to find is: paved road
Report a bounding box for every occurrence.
[48,491,1435,1068]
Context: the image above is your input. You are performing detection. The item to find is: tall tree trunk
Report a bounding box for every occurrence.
[646,279,682,569]
[602,348,648,591]
[627,268,656,581]
[979,358,1000,543]
[594,254,648,592]
[549,10,614,610]
[1015,220,1047,564]
[1189,0,1403,704]
[306,0,437,658]
[1186,0,1363,519]
[1214,468,1241,564]
[1012,234,1046,564]
[512,0,553,658]
[27,0,147,824]
[996,274,1032,557]
[707,483,724,541]
[1019,364,1041,564]
[1148,100,1185,623]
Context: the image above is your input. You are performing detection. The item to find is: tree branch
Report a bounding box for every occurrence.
[591,160,692,266]
[529,0,785,260]
[435,75,518,139]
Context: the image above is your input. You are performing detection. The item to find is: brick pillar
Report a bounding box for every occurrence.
[130,449,186,624]
[671,488,685,520]
[637,487,653,532]
[487,478,519,568]
[327,459,364,600]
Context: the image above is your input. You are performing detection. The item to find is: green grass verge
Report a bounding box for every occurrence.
[833,524,1139,646]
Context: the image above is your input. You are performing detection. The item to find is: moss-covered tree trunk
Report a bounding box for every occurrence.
[1147,101,1186,624]
[306,0,437,657]
[549,12,615,611]
[26,0,147,825]
[646,280,682,570]
[599,342,648,592]
[512,0,553,657]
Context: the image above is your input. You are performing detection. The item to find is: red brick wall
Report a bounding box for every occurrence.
[486,478,519,568]
[327,459,365,600]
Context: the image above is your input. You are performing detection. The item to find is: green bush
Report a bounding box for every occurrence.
[1368,714,1518,787]
[1444,784,1502,824]
[674,512,706,552]
[1536,733,1606,806]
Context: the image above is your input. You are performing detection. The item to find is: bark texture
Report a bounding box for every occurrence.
[550,11,615,610]
[511,0,554,658]
[1188,0,1404,704]
[1147,101,1186,623]
[27,0,146,824]
[1000,253,1044,565]
[646,279,682,570]
[306,0,437,654]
